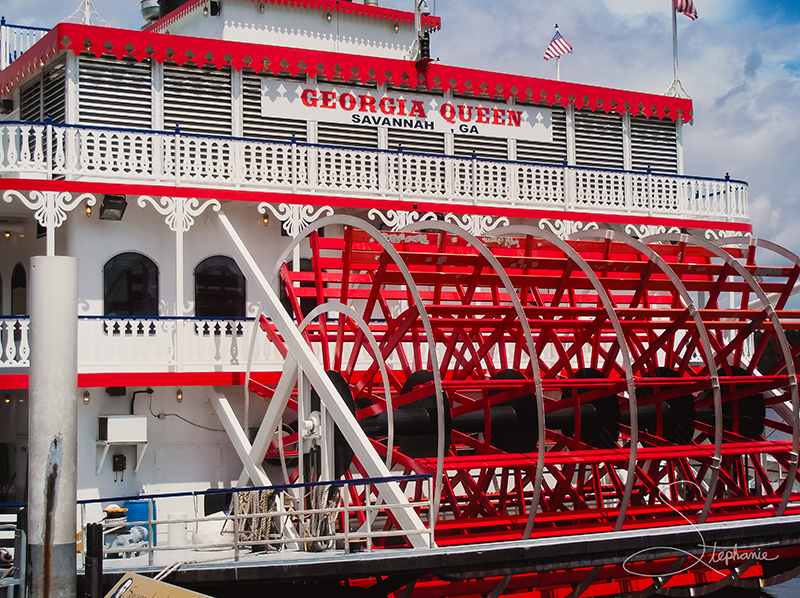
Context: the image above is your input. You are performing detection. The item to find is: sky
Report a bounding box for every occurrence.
[2,0,799,252]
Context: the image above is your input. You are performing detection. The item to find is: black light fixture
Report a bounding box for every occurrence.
[99,195,128,221]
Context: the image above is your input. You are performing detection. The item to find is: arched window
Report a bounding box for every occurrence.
[104,253,159,316]
[194,256,246,318]
[11,264,26,315]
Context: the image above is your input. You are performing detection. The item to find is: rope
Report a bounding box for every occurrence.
[232,490,280,551]
[306,485,339,552]
[154,561,183,581]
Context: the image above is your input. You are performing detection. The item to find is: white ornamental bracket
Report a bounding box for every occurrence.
[368,209,437,232]
[444,213,509,237]
[3,190,96,256]
[259,203,333,269]
[538,218,599,240]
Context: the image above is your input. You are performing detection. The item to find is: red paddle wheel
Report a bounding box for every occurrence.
[260,217,800,597]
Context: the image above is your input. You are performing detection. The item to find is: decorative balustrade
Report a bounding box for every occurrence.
[0,20,48,70]
[0,121,748,222]
[0,317,29,368]
[0,317,285,373]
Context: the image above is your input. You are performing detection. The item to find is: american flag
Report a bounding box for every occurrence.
[673,0,698,20]
[543,31,573,61]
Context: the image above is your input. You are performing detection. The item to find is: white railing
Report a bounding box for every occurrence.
[0,20,49,71]
[0,316,284,373]
[78,475,433,567]
[0,317,29,368]
[75,317,285,373]
[0,121,749,222]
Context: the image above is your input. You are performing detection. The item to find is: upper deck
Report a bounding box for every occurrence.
[0,14,745,229]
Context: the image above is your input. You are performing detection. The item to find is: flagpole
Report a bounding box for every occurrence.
[672,3,679,83]
[556,55,560,81]
[665,1,689,98]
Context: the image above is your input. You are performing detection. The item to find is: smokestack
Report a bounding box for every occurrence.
[140,0,159,24]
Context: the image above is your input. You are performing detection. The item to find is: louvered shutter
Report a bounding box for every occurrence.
[164,64,232,135]
[42,60,66,123]
[317,121,378,149]
[19,58,65,123]
[631,115,678,174]
[387,128,444,154]
[453,134,508,160]
[19,80,40,122]
[79,56,151,128]
[574,109,623,169]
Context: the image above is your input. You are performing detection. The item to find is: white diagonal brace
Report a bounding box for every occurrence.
[236,355,297,487]
[215,212,430,548]
[208,386,300,544]
[207,387,272,487]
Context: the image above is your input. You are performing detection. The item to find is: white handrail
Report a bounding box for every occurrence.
[0,21,48,71]
[0,122,748,222]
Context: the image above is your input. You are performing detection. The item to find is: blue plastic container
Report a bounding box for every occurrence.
[124,499,157,546]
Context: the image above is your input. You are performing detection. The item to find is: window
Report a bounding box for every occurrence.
[11,264,26,315]
[194,256,246,318]
[103,253,159,316]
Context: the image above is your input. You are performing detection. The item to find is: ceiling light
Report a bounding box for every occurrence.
[85,205,92,218]
[83,390,91,405]
[326,12,332,22]
[176,389,183,403]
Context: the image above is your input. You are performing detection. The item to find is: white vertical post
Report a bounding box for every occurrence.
[565,105,576,207]
[64,53,79,125]
[28,256,78,598]
[231,68,243,138]
[175,200,185,315]
[676,118,684,175]
[1,19,8,71]
[622,111,632,209]
[556,55,560,82]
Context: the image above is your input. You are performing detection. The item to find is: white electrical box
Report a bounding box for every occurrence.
[98,415,148,443]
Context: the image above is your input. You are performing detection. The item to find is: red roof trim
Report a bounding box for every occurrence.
[0,26,60,97]
[0,23,692,121]
[144,0,206,33]
[144,0,442,34]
